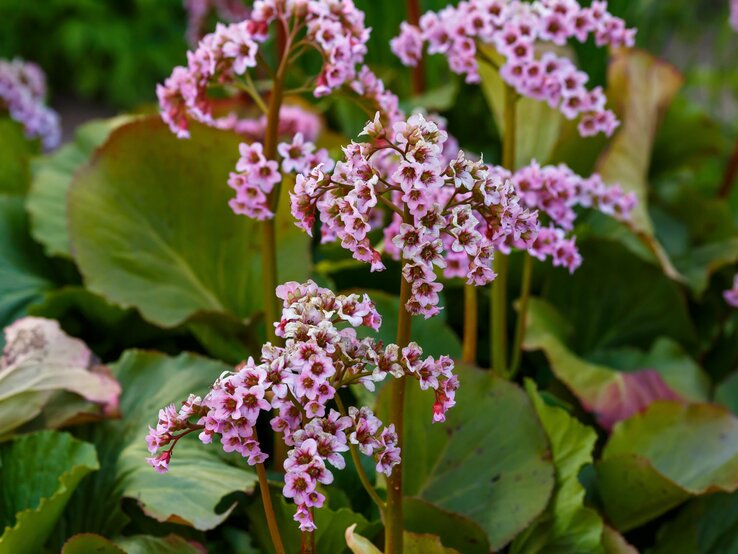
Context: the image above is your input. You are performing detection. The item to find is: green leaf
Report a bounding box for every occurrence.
[55,350,257,537]
[378,365,554,550]
[0,430,99,554]
[524,298,708,430]
[541,238,697,354]
[62,533,203,554]
[0,117,35,195]
[478,45,566,168]
[68,116,311,328]
[0,316,121,438]
[27,116,134,258]
[403,498,489,554]
[510,382,604,554]
[355,290,461,359]
[595,49,684,279]
[715,372,738,416]
[649,492,738,554]
[0,195,56,328]
[596,402,738,531]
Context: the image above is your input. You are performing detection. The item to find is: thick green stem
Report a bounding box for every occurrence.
[509,253,533,377]
[491,253,509,374]
[490,84,516,374]
[461,285,478,364]
[386,227,413,554]
[256,461,286,554]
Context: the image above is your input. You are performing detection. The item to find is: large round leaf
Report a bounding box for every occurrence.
[28,116,133,258]
[54,350,257,538]
[595,402,738,531]
[68,116,311,328]
[378,365,554,550]
[542,238,697,354]
[524,298,708,431]
[0,430,99,554]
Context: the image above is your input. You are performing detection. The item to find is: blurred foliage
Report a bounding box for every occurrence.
[0,0,187,108]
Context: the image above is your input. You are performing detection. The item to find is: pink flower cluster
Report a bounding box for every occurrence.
[228,134,332,219]
[0,59,60,150]
[146,280,457,531]
[725,274,738,307]
[158,0,370,138]
[183,0,250,46]
[291,113,539,317]
[511,161,636,272]
[391,0,636,137]
[732,0,738,32]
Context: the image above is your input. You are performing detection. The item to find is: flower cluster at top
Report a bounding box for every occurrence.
[0,59,60,151]
[183,0,250,46]
[391,0,636,137]
[725,275,738,307]
[732,0,738,32]
[158,0,370,139]
[228,132,332,219]
[146,280,457,531]
[291,113,539,318]
[509,161,636,272]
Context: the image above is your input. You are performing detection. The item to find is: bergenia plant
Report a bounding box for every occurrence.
[391,0,638,373]
[0,58,60,151]
[290,111,537,551]
[146,280,456,550]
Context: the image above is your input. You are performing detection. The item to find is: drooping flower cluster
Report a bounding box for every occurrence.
[0,59,60,150]
[146,280,457,531]
[158,0,370,139]
[228,133,333,219]
[291,113,539,318]
[725,275,738,307]
[510,161,636,272]
[391,0,636,137]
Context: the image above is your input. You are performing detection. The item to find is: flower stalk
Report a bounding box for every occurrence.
[386,246,413,554]
[256,461,286,554]
[491,83,517,374]
[509,252,533,377]
[461,285,478,364]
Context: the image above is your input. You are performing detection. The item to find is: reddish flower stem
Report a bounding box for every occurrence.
[461,284,478,364]
[256,461,286,554]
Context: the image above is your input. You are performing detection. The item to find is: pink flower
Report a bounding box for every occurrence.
[391,0,636,137]
[145,281,457,532]
[725,274,738,307]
